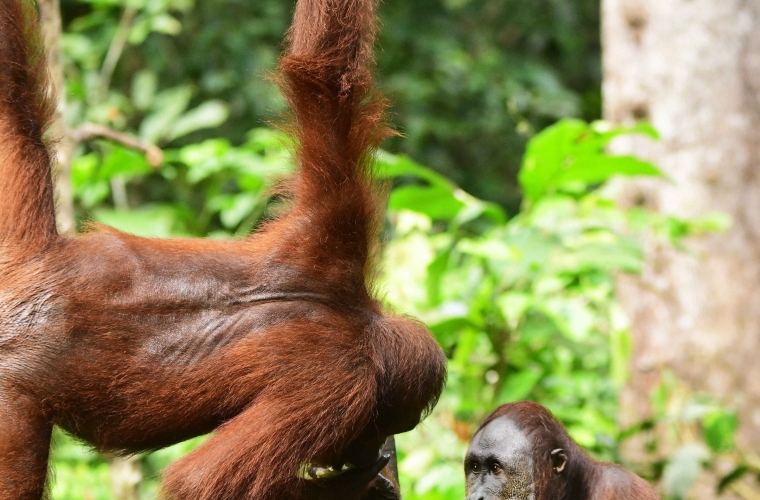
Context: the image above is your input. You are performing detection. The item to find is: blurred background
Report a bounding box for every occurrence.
[41,0,760,498]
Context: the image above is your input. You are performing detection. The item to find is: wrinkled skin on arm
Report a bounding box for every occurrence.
[0,0,447,498]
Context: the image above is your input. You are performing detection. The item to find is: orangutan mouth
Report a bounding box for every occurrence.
[297,462,357,480]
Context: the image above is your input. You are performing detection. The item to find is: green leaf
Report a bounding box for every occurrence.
[702,409,738,453]
[428,315,473,349]
[453,194,507,224]
[661,444,709,500]
[244,128,291,152]
[554,242,643,274]
[168,100,230,141]
[457,239,517,261]
[128,16,152,45]
[71,152,99,188]
[376,150,451,187]
[519,119,588,202]
[426,250,451,306]
[132,69,157,111]
[77,181,110,209]
[378,150,507,223]
[451,328,479,366]
[150,13,182,35]
[92,206,190,238]
[610,326,632,386]
[577,121,660,152]
[497,369,542,403]
[179,139,232,183]
[617,419,656,441]
[210,193,261,229]
[539,297,595,342]
[389,185,464,220]
[139,86,193,143]
[553,155,662,187]
[591,120,660,143]
[565,425,596,448]
[497,292,532,330]
[688,211,733,234]
[98,145,151,180]
[718,466,748,493]
[519,119,663,204]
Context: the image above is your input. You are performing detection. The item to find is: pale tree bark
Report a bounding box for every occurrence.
[109,455,142,500]
[603,0,760,496]
[39,0,75,235]
[38,0,143,498]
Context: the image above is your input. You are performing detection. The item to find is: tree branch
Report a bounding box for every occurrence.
[71,123,164,167]
[95,5,137,103]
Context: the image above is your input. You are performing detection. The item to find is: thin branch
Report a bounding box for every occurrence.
[71,123,164,167]
[95,5,137,104]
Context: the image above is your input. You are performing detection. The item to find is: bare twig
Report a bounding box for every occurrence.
[95,5,137,103]
[71,123,164,167]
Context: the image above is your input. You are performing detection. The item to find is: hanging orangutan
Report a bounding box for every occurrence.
[0,0,447,498]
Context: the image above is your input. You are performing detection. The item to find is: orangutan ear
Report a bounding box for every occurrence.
[550,449,567,474]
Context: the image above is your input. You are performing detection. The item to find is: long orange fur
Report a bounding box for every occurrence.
[0,0,446,499]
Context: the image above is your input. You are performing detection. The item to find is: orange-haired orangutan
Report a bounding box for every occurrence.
[0,0,446,498]
[465,402,659,500]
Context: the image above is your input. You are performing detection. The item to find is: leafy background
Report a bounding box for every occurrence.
[49,0,751,498]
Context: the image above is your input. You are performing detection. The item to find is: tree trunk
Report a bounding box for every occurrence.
[602,0,760,472]
[109,455,142,500]
[38,0,75,235]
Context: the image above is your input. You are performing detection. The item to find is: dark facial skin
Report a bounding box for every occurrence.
[464,417,535,500]
[466,403,657,500]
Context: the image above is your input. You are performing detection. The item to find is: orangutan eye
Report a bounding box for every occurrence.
[489,461,502,475]
[469,462,481,474]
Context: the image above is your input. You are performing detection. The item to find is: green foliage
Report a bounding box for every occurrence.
[519,120,660,204]
[378,119,667,498]
[49,1,748,498]
[51,431,111,500]
[374,0,603,209]
[661,444,710,500]
[61,0,602,211]
[52,430,208,500]
[644,375,756,499]
[54,110,743,498]
[73,128,291,236]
